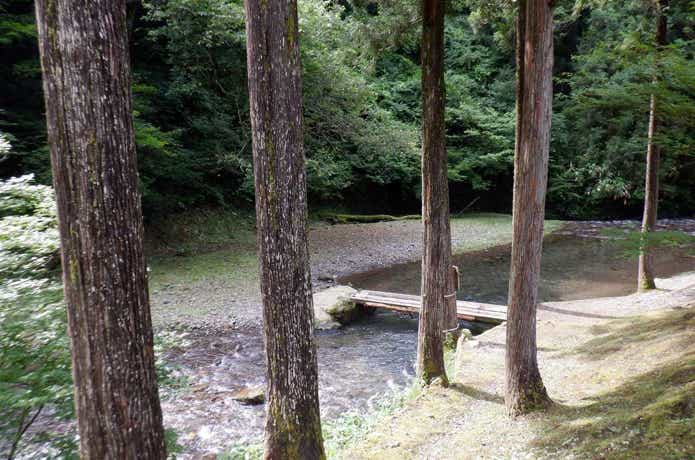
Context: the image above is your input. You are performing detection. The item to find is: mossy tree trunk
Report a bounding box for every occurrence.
[34,0,166,457]
[638,0,668,292]
[417,0,453,384]
[243,0,325,457]
[505,0,554,417]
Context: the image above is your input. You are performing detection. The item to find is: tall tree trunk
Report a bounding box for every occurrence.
[638,0,668,292]
[505,0,554,417]
[243,0,325,458]
[417,0,453,384]
[34,1,166,457]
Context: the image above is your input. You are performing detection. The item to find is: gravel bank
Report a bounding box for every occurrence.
[148,216,694,328]
[149,214,555,327]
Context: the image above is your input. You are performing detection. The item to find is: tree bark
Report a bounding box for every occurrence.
[34,0,166,457]
[638,0,668,292]
[417,0,453,384]
[505,0,554,417]
[243,0,325,458]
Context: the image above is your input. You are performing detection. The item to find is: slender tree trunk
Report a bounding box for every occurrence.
[417,0,453,384]
[34,1,166,457]
[243,0,325,458]
[638,0,668,292]
[505,0,554,417]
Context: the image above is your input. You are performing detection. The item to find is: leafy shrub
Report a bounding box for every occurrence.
[0,174,75,459]
[0,170,188,457]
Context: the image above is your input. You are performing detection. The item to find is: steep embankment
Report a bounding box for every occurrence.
[345,273,695,459]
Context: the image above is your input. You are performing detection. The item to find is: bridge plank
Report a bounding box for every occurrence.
[351,290,507,323]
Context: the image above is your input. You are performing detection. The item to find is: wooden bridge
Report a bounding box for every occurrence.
[351,290,507,323]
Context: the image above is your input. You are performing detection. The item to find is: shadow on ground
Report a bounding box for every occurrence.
[571,306,694,360]
[533,307,695,459]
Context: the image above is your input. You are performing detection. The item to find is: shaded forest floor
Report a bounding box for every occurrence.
[345,273,695,460]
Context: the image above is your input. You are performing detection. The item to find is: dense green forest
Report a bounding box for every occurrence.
[1,0,693,219]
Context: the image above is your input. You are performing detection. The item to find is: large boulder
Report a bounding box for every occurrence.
[231,386,265,405]
[313,285,359,330]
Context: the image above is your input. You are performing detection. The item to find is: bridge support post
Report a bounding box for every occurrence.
[444,265,461,350]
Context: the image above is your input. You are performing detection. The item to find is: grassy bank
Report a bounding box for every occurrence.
[223,384,424,460]
[344,289,695,459]
[450,212,563,254]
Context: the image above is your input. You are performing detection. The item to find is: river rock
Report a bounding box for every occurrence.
[231,386,265,405]
[313,285,359,329]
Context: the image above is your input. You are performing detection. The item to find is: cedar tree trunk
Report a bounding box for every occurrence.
[34,0,166,457]
[417,0,454,384]
[505,0,554,417]
[638,0,668,291]
[243,0,326,458]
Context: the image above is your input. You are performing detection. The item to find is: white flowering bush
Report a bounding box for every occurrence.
[0,174,74,458]
[0,132,11,157]
[0,173,184,457]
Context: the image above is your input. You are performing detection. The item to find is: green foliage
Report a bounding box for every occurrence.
[164,428,184,458]
[135,0,421,212]
[133,83,222,215]
[443,13,516,192]
[1,0,694,219]
[549,0,695,217]
[0,172,189,457]
[0,174,75,459]
[602,227,695,258]
[299,0,420,203]
[0,1,46,183]
[154,329,192,395]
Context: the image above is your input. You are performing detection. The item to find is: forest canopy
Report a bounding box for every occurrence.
[1,0,693,219]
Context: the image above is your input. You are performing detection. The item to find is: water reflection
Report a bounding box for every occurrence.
[341,235,694,304]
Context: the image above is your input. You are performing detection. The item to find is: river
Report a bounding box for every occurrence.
[161,229,694,456]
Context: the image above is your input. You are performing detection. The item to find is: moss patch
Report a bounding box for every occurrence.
[146,208,256,256]
[533,359,694,459]
[532,306,695,459]
[450,213,564,255]
[318,212,421,224]
[149,250,258,289]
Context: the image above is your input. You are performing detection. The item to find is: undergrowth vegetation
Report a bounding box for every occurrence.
[0,174,189,458]
[2,0,693,218]
[0,175,73,459]
[222,383,423,460]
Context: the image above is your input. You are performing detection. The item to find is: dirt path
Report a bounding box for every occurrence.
[344,272,695,459]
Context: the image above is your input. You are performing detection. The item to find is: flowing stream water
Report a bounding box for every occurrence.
[163,231,694,455]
